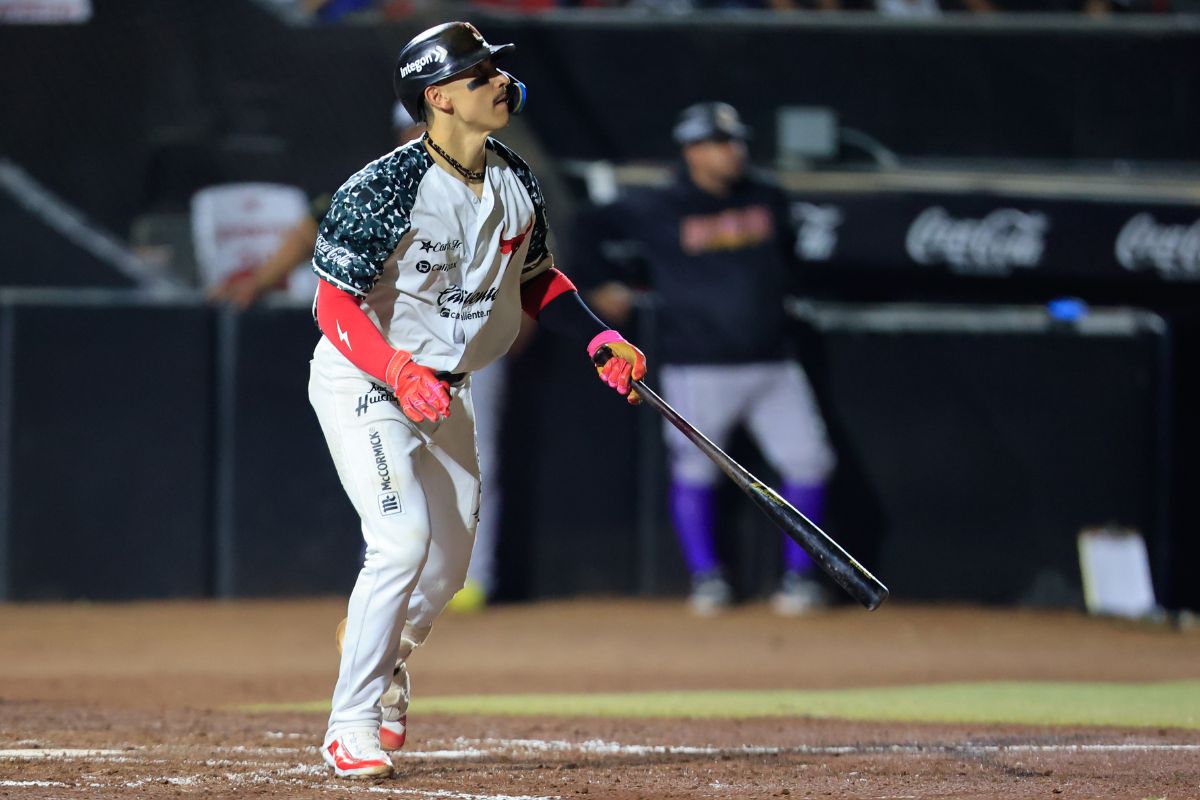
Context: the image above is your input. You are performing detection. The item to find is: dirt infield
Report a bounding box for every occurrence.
[1,599,1198,798]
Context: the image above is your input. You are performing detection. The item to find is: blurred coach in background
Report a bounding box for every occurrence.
[575,102,836,616]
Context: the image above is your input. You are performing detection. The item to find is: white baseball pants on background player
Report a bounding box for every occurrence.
[464,357,506,596]
[309,359,480,736]
[660,361,835,485]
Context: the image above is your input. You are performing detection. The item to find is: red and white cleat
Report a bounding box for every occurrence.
[332,619,409,754]
[322,728,394,779]
[379,660,410,751]
[379,714,407,751]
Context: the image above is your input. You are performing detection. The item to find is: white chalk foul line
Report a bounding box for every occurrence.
[0,748,130,758]
[3,740,1198,765]
[398,737,1200,759]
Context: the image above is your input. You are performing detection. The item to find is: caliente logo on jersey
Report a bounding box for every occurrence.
[437,284,498,320]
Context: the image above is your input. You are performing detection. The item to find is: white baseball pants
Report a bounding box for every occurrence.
[660,360,835,486]
[464,357,506,595]
[309,361,480,736]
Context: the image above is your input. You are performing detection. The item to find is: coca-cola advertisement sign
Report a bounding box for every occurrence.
[782,187,1200,299]
[905,206,1049,276]
[1115,213,1200,281]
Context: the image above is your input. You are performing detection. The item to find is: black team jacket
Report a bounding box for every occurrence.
[570,165,801,367]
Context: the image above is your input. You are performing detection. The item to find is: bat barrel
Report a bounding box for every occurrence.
[751,489,889,610]
[594,347,889,611]
[635,375,889,612]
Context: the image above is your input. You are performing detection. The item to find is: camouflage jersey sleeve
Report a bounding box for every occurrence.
[487,138,554,282]
[311,144,434,297]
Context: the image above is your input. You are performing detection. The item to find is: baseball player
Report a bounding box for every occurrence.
[578,102,835,616]
[308,21,646,779]
[209,102,506,612]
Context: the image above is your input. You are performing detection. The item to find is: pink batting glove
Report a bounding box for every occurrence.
[587,330,647,405]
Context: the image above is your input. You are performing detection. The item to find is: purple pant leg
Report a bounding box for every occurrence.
[669,481,720,575]
[781,482,826,574]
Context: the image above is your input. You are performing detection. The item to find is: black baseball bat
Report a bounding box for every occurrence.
[596,348,889,611]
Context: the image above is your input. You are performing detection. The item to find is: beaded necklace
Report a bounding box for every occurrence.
[423,132,484,184]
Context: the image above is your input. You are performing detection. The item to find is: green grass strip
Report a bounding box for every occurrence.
[247,680,1200,729]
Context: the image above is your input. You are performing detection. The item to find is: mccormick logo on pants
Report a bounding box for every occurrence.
[378,491,402,516]
[368,427,403,516]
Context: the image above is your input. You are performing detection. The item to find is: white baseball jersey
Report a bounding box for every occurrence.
[311,136,554,377]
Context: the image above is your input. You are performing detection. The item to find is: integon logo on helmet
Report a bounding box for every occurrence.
[399,45,448,78]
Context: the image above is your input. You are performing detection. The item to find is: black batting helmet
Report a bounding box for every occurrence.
[393,21,516,122]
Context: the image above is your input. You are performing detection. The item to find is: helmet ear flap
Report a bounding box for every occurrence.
[502,71,527,115]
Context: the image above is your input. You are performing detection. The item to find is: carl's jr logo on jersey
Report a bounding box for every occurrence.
[419,238,461,253]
